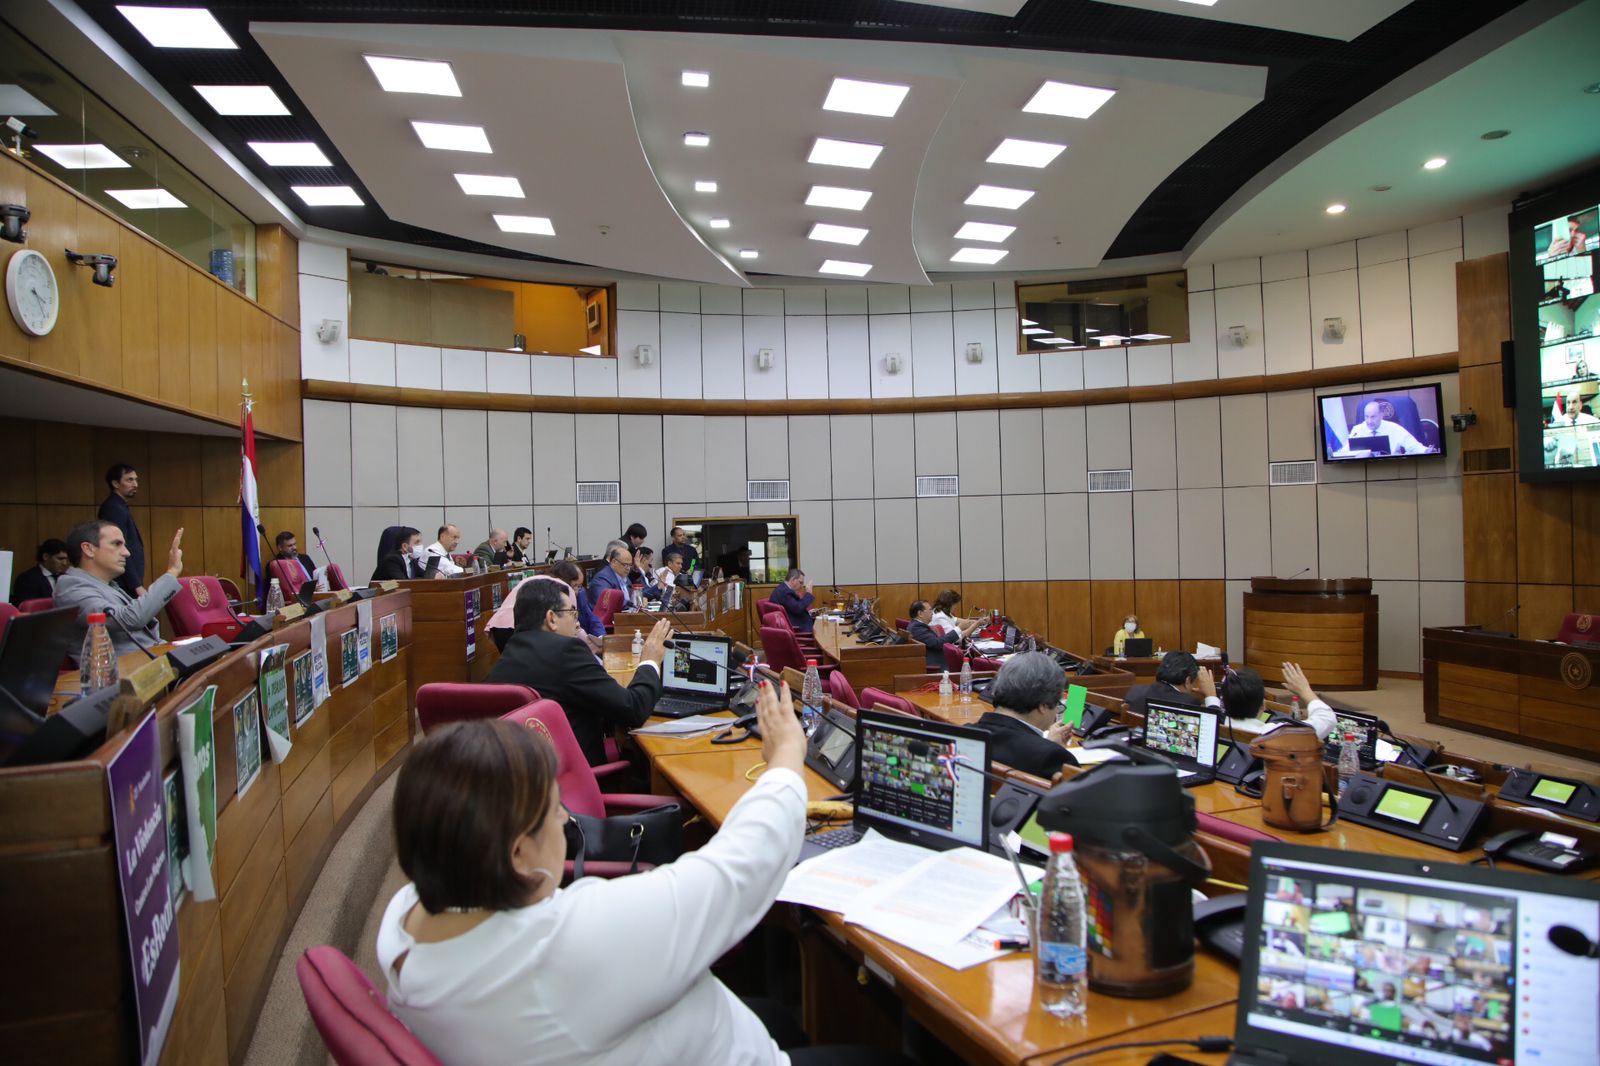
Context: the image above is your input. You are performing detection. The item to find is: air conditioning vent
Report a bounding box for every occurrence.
[747,480,790,502]
[916,475,959,497]
[1087,469,1133,492]
[576,481,620,505]
[1269,460,1317,486]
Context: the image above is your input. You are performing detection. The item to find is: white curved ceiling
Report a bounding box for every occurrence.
[253,22,1263,285]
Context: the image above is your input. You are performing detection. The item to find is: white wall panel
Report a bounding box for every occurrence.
[395,407,444,505]
[1083,347,1128,390]
[1358,258,1413,361]
[875,498,919,583]
[394,344,442,390]
[349,339,395,386]
[1408,218,1462,258]
[996,283,1016,308]
[913,412,958,476]
[952,309,1000,395]
[1261,250,1307,283]
[1132,489,1179,578]
[1130,401,1177,490]
[1214,258,1261,289]
[350,404,398,508]
[995,308,1040,393]
[1372,579,1421,672]
[299,274,349,382]
[1174,398,1223,487]
[1420,580,1465,632]
[829,416,875,499]
[959,496,1004,581]
[299,239,347,281]
[534,505,578,559]
[1187,264,1214,292]
[872,414,916,498]
[826,315,871,399]
[833,500,877,583]
[867,286,910,315]
[952,281,995,311]
[614,281,658,311]
[1222,486,1270,580]
[1262,276,1313,375]
[615,310,661,397]
[793,500,834,583]
[1409,249,1461,357]
[441,347,486,392]
[619,415,665,503]
[1177,488,1224,578]
[487,411,533,506]
[1038,348,1083,392]
[788,416,832,501]
[917,497,961,582]
[532,413,577,504]
[1317,482,1368,577]
[1266,389,1316,461]
[827,287,869,315]
[785,315,829,399]
[574,415,620,482]
[703,417,747,503]
[743,288,784,316]
[1462,205,1510,259]
[956,410,1001,487]
[1043,407,1088,493]
[1357,231,1408,267]
[785,287,825,315]
[1268,484,1319,577]
[1309,269,1363,367]
[910,284,953,312]
[1172,290,1217,381]
[1417,478,1463,580]
[659,312,703,400]
[700,286,741,315]
[304,506,353,583]
[446,507,490,549]
[1366,479,1419,580]
[1127,344,1172,387]
[1085,404,1131,471]
[911,311,956,396]
[1309,241,1357,275]
[700,315,744,401]
[1214,284,1266,378]
[528,355,574,397]
[746,416,789,481]
[869,313,914,399]
[1002,494,1045,580]
[441,410,489,507]
[746,314,792,400]
[1044,493,1090,579]
[1220,394,1269,486]
[619,505,666,552]
[660,284,699,313]
[485,351,531,395]
[999,409,1045,495]
[573,346,618,396]
[303,399,353,507]
[353,507,399,577]
[1087,492,1134,580]
[576,504,621,557]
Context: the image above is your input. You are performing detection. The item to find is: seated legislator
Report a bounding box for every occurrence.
[770,569,815,634]
[1343,401,1431,455]
[628,545,655,588]
[506,526,534,565]
[54,519,184,660]
[661,525,699,572]
[974,652,1080,779]
[426,524,465,576]
[485,577,670,765]
[472,528,509,567]
[587,540,632,604]
[551,559,605,649]
[372,526,442,582]
[273,531,318,583]
[907,599,978,671]
[1111,613,1147,655]
[1219,663,1338,742]
[10,537,69,604]
[1122,650,1210,717]
[378,685,892,1066]
[651,563,693,610]
[929,588,970,634]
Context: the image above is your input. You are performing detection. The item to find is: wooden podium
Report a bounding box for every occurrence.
[1243,577,1378,690]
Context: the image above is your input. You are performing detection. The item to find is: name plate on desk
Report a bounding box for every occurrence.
[377,580,399,593]
[277,604,306,623]
[333,588,355,603]
[119,655,178,706]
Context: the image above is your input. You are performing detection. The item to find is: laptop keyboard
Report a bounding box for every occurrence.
[656,696,720,716]
[805,826,864,851]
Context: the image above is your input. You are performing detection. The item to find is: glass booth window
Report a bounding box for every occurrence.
[672,517,797,584]
[0,20,256,296]
[1015,270,1189,354]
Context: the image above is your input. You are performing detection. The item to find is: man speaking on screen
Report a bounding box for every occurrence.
[1348,401,1432,455]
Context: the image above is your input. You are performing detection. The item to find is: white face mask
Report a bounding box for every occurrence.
[410,544,426,560]
[1124,621,1138,633]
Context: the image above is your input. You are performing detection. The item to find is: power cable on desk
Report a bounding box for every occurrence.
[1047,1036,1233,1065]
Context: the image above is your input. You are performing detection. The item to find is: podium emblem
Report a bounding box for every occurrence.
[1560,651,1592,691]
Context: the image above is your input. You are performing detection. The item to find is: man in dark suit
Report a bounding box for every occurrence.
[974,652,1079,779]
[586,540,632,605]
[10,538,69,604]
[661,526,700,572]
[97,463,144,598]
[273,531,318,582]
[907,599,980,671]
[486,576,670,765]
[770,569,816,633]
[1123,650,1212,717]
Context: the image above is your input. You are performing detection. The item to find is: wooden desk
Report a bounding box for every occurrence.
[1021,1004,1235,1066]
[612,610,706,634]
[386,571,508,704]
[1093,655,1222,683]
[1243,577,1378,690]
[652,746,839,827]
[811,617,925,691]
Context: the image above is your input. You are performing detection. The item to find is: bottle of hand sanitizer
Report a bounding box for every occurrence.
[939,669,953,701]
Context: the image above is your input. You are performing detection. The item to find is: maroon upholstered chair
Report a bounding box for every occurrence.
[166,576,251,641]
[970,654,1004,671]
[593,588,624,629]
[268,557,309,599]
[502,699,676,880]
[759,625,834,678]
[756,600,785,624]
[895,617,910,631]
[827,669,860,710]
[17,597,55,614]
[1556,612,1600,645]
[859,687,920,718]
[0,602,19,644]
[216,577,243,603]
[759,601,820,652]
[297,946,441,1066]
[942,642,965,673]
[1195,811,1282,846]
[415,683,539,735]
[326,563,351,591]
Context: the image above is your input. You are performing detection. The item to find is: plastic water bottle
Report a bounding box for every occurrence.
[80,612,119,693]
[939,669,953,701]
[1337,731,1362,781]
[1036,832,1089,1018]
[630,629,643,663]
[959,657,974,703]
[1289,695,1303,720]
[801,659,824,735]
[264,578,284,614]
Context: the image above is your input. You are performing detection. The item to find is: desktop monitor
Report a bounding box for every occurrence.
[1319,385,1446,463]
[0,606,80,721]
[852,708,991,852]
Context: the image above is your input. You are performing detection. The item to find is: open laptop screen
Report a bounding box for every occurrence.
[660,635,729,697]
[1323,708,1380,766]
[853,709,990,851]
[1142,701,1219,770]
[1236,843,1600,1066]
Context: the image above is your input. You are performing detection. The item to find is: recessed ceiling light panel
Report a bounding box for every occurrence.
[193,84,288,115]
[412,121,492,153]
[293,185,363,207]
[683,131,711,147]
[1326,203,1347,215]
[708,218,730,229]
[808,137,883,169]
[965,184,1035,210]
[808,222,869,245]
[455,174,524,197]
[951,247,1007,264]
[494,214,555,235]
[954,221,1015,242]
[1022,327,1048,335]
[682,70,710,88]
[806,185,872,210]
[249,141,331,166]
[822,77,910,118]
[986,138,1066,168]
[694,180,718,193]
[104,188,186,210]
[34,143,128,169]
[739,249,759,259]
[1423,157,1448,170]
[117,5,236,48]
[1023,80,1116,119]
[820,259,872,277]
[364,55,461,96]
[1131,333,1169,340]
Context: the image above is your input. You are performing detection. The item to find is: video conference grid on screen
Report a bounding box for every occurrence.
[1319,387,1444,461]
[855,723,986,845]
[662,637,727,695]
[1534,204,1600,469]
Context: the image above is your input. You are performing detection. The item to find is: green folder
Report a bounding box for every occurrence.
[1061,683,1088,728]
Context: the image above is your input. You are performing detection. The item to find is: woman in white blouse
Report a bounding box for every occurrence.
[378,680,881,1065]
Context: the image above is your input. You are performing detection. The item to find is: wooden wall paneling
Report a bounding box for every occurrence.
[1517,583,1573,641]
[1090,579,1136,656]
[255,224,299,325]
[162,920,227,1066]
[148,505,204,589]
[119,233,160,397]
[202,505,245,587]
[0,158,28,360]
[217,805,284,976]
[962,581,1007,619]
[1576,586,1600,614]
[156,250,192,408]
[876,584,920,622]
[276,318,303,440]
[1046,581,1091,653]
[22,170,84,376]
[1571,484,1600,587]
[146,433,205,506]
[1134,580,1181,651]
[222,863,287,1062]
[0,506,38,563]
[73,197,124,388]
[918,583,956,610]
[1003,581,1049,637]
[188,268,218,415]
[36,423,96,505]
[200,436,237,508]
[1463,473,1517,584]
[0,420,36,502]
[35,505,89,548]
[92,427,150,500]
[257,441,305,508]
[284,792,334,909]
[214,287,244,422]
[1455,254,1510,367]
[240,301,269,433]
[1516,480,1573,586]
[1456,364,1515,453]
[1179,579,1228,652]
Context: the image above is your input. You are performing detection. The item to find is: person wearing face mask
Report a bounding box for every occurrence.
[372,526,442,582]
[1112,614,1147,655]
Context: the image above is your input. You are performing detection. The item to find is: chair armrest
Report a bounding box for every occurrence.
[590,760,631,780]
[601,793,680,814]
[199,620,241,642]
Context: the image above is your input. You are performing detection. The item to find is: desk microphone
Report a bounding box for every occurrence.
[1378,754,1460,815]
[311,526,335,568]
[105,612,159,661]
[1286,567,1311,579]
[1549,925,1600,959]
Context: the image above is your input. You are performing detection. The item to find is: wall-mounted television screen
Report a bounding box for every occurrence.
[1510,168,1600,481]
[1318,385,1446,462]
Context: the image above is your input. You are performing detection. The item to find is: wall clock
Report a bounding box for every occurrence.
[6,248,59,337]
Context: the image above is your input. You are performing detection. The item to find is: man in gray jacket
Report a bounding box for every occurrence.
[54,519,184,661]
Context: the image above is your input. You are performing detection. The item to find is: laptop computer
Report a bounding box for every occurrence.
[652,633,734,718]
[1138,699,1221,786]
[798,708,992,863]
[1345,433,1391,455]
[1122,636,1154,657]
[1230,841,1600,1066]
[0,606,80,721]
[1323,708,1381,770]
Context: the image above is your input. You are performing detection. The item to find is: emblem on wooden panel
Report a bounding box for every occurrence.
[1560,651,1592,691]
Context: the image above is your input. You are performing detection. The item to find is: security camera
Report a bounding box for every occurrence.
[1450,411,1478,432]
[65,249,117,287]
[0,203,28,243]
[3,117,38,139]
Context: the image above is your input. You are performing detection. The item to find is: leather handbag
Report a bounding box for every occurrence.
[565,803,683,878]
[1248,723,1338,832]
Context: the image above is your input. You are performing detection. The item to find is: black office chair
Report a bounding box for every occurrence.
[1417,419,1441,449]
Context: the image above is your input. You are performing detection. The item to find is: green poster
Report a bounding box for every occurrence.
[258,644,292,762]
[379,613,399,662]
[176,685,218,901]
[340,628,359,687]
[163,769,186,911]
[291,650,314,727]
[1061,683,1089,729]
[233,689,262,798]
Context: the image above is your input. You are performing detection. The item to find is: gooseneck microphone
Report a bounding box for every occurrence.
[1287,567,1312,579]
[1549,925,1600,959]
[105,611,158,661]
[311,526,335,568]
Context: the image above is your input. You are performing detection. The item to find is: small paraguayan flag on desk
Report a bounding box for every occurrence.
[240,380,264,609]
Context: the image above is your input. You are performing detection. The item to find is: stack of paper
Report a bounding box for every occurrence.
[631,715,728,737]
